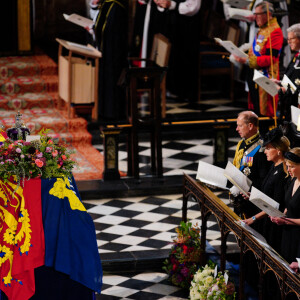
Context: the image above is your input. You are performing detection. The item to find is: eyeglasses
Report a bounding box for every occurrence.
[253,12,266,16]
[287,37,298,42]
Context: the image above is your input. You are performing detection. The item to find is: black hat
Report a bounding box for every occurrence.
[262,127,283,147]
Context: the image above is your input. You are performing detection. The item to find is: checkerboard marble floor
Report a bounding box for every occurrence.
[84,191,239,299]
[93,137,240,177]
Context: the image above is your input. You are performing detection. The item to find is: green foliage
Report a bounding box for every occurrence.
[162,221,202,289]
[0,130,77,184]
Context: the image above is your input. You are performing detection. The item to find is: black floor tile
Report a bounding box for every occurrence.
[150,206,179,215]
[169,152,206,161]
[131,229,163,238]
[120,219,151,228]
[139,239,170,249]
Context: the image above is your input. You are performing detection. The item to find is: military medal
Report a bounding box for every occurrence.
[255,45,261,52]
[242,156,253,176]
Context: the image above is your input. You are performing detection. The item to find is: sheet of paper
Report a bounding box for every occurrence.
[238,220,267,244]
[227,7,252,22]
[253,70,279,97]
[63,13,94,28]
[282,74,297,94]
[250,187,285,217]
[291,105,300,126]
[196,161,228,190]
[221,0,253,9]
[224,161,252,196]
[214,38,248,59]
[66,41,95,53]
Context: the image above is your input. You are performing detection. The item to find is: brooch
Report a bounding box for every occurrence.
[255,45,261,52]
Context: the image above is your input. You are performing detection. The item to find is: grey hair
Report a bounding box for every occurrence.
[255,1,274,14]
[287,24,300,39]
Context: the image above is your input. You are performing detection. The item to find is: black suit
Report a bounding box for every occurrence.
[278,52,300,121]
[93,0,128,121]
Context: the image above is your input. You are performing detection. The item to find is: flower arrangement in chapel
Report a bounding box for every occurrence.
[162,221,202,289]
[0,128,76,184]
[190,261,236,300]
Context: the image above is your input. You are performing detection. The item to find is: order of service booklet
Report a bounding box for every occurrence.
[63,13,94,28]
[196,161,228,190]
[224,161,252,196]
[281,74,297,94]
[253,70,279,97]
[249,186,285,218]
[221,0,253,9]
[226,7,252,22]
[214,38,248,59]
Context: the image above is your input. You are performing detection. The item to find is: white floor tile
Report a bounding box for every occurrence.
[143,283,180,296]
[102,275,130,285]
[94,215,129,225]
[101,286,138,298]
[88,205,120,215]
[123,202,159,212]
[102,225,139,235]
[132,272,168,283]
[133,212,168,222]
[112,235,147,245]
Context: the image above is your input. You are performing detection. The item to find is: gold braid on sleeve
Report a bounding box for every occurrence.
[233,140,244,170]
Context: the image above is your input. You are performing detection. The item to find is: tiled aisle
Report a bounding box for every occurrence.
[84,192,239,299]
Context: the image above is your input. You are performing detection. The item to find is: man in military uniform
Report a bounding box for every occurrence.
[233,1,283,117]
[231,111,272,218]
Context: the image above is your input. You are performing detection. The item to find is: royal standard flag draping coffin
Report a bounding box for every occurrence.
[41,177,103,293]
[0,178,45,300]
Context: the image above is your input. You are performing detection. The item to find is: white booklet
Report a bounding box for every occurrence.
[249,186,285,217]
[291,105,300,126]
[224,161,252,196]
[196,161,228,190]
[214,38,248,59]
[281,74,297,94]
[63,13,94,28]
[253,70,279,97]
[226,7,252,22]
[221,0,252,9]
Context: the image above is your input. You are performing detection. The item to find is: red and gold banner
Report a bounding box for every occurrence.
[0,178,45,300]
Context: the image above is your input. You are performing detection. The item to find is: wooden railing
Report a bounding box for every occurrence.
[182,174,300,300]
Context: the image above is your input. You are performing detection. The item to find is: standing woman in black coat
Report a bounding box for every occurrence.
[243,127,290,253]
[271,147,300,263]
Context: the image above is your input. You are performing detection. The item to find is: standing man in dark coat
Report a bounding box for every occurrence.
[89,0,128,121]
[152,0,201,102]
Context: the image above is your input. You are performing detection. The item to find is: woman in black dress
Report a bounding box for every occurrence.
[271,147,300,263]
[244,127,290,252]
